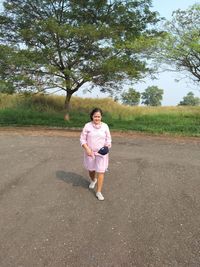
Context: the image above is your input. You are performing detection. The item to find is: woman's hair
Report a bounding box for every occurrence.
[90,108,103,120]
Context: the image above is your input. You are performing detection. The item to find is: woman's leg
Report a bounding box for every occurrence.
[96,155,108,193]
[88,170,97,189]
[89,170,96,181]
[97,172,104,192]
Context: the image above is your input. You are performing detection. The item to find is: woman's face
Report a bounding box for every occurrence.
[92,111,102,124]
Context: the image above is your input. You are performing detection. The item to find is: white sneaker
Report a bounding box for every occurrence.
[96,192,104,201]
[89,179,97,189]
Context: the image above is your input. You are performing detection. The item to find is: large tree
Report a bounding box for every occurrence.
[155,4,200,83]
[0,0,160,118]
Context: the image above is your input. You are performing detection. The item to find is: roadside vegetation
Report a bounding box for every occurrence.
[0,93,200,137]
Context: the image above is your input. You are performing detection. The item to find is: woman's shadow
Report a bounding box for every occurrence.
[56,171,89,188]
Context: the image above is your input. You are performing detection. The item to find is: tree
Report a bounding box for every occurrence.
[0,45,16,94]
[0,0,160,119]
[0,44,34,94]
[141,85,163,106]
[155,4,200,83]
[121,88,140,106]
[178,91,200,106]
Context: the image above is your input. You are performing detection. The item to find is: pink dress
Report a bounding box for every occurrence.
[80,122,112,173]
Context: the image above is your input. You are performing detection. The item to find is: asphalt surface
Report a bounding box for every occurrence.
[0,128,200,267]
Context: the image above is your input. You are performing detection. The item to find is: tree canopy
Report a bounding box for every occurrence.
[141,85,163,106]
[178,91,200,106]
[0,0,161,115]
[121,88,140,106]
[155,4,200,83]
[0,45,16,94]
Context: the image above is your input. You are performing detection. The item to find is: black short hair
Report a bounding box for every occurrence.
[90,108,103,120]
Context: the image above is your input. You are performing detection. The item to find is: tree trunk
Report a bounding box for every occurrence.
[64,92,72,121]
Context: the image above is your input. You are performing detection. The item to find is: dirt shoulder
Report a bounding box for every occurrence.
[0,126,200,143]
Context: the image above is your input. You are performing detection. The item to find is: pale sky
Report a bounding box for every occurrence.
[0,0,199,106]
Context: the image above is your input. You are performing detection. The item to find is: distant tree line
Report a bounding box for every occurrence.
[121,87,200,106]
[121,86,164,106]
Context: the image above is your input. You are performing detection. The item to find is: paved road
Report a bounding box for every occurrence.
[0,129,200,267]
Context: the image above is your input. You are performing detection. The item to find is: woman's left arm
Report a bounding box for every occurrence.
[105,125,112,148]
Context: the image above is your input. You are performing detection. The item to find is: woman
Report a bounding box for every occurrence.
[80,108,112,201]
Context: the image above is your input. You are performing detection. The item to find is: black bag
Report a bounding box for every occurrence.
[98,146,109,155]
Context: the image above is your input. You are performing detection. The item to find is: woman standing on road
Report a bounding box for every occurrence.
[80,108,112,201]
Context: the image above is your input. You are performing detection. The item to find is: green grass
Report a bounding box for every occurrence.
[0,93,200,137]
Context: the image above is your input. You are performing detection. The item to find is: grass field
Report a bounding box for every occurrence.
[0,93,200,136]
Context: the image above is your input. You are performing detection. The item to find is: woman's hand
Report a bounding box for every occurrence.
[86,147,93,157]
[82,143,94,157]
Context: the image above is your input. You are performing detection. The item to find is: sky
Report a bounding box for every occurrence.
[0,0,199,106]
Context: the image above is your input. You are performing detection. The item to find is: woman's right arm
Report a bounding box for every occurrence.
[82,143,93,157]
[80,124,93,157]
